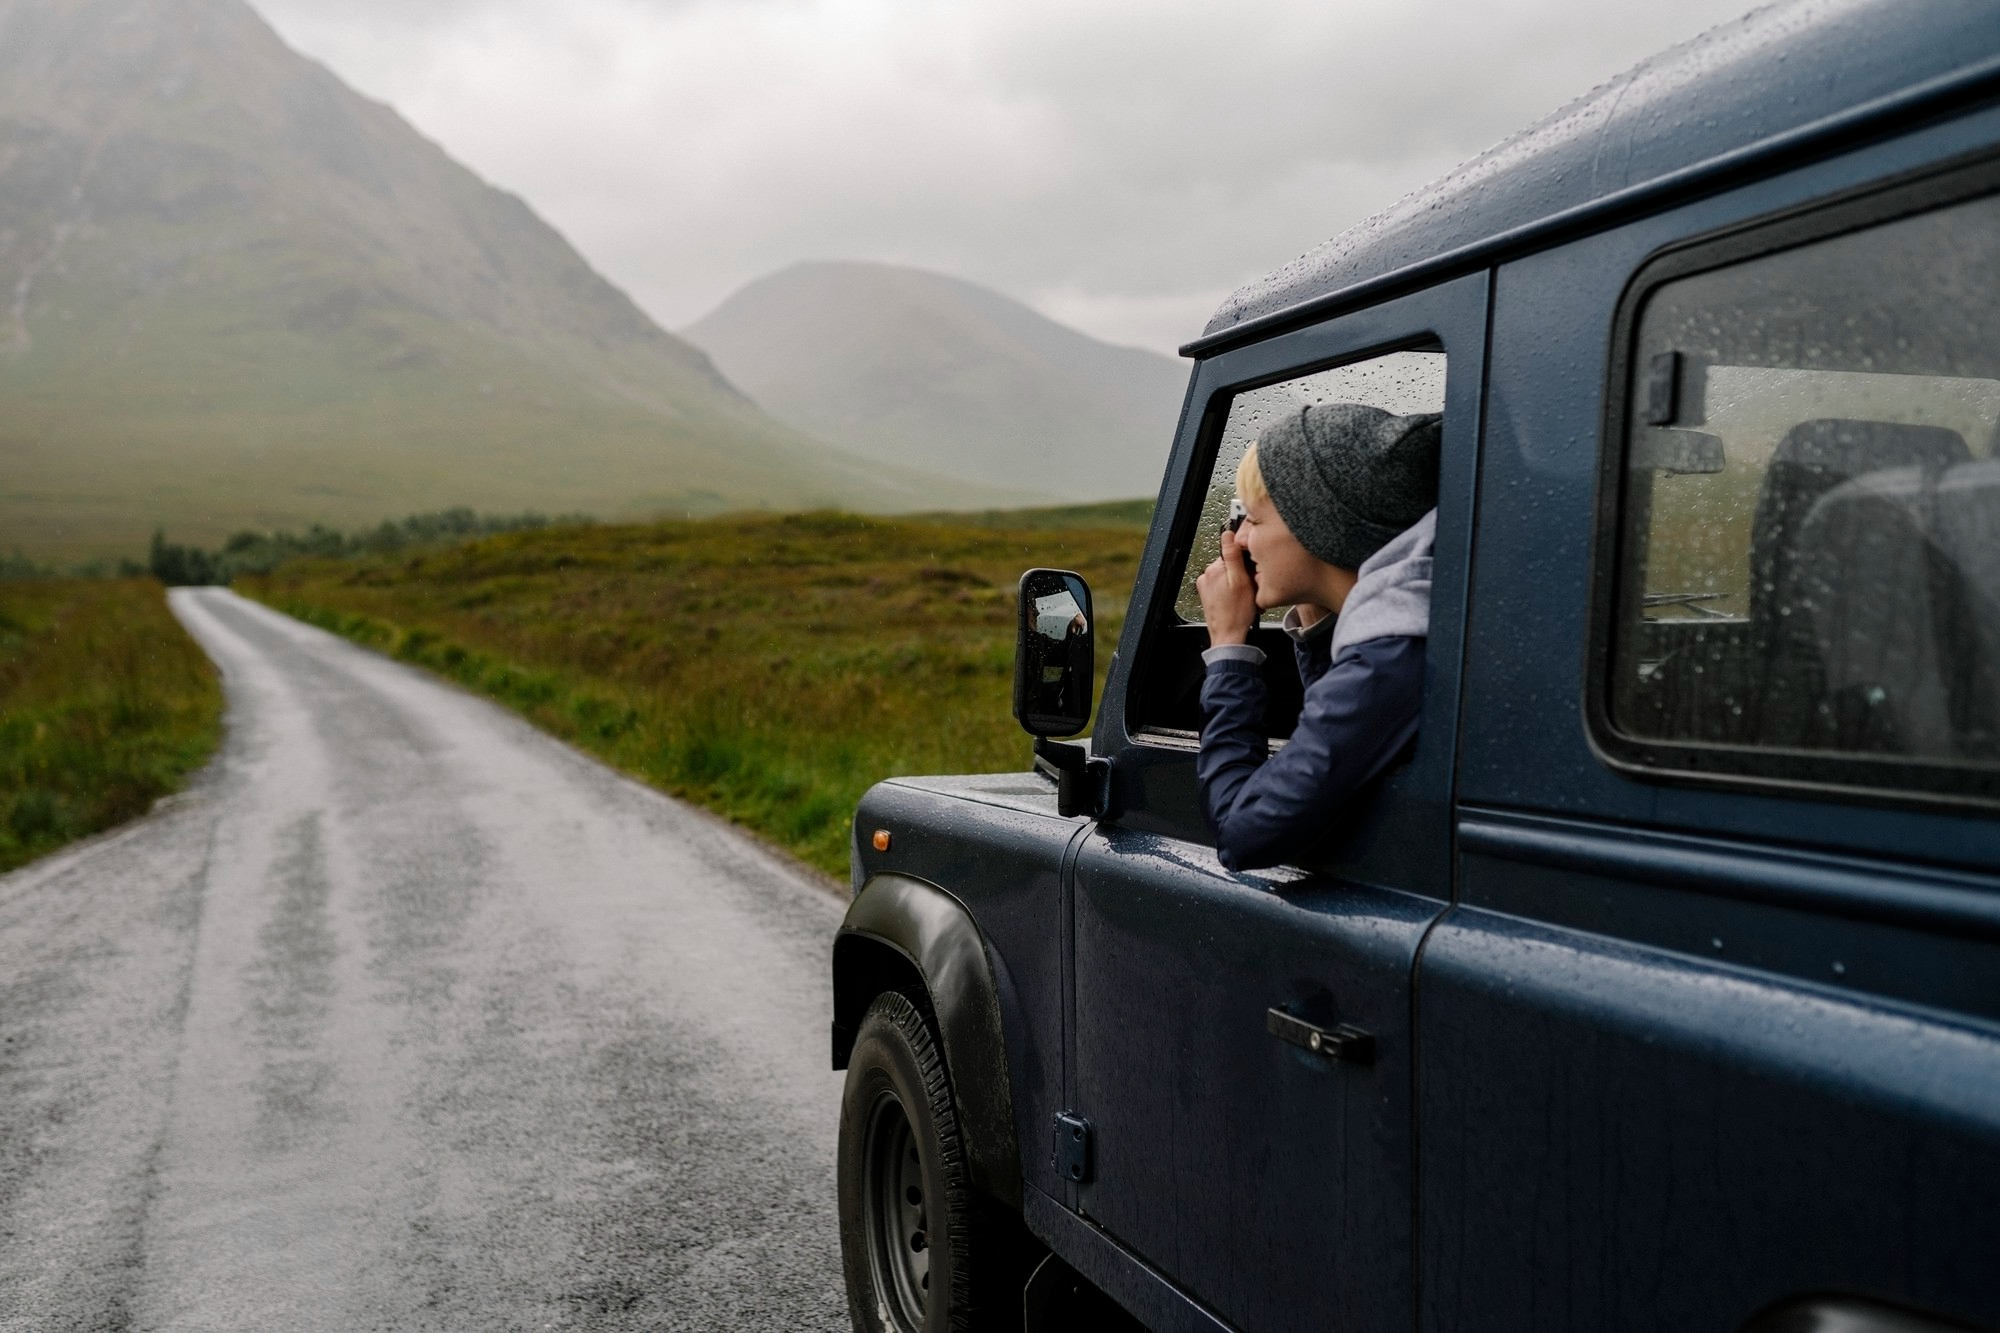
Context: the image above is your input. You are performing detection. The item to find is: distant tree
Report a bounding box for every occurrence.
[148,531,217,586]
[0,550,51,579]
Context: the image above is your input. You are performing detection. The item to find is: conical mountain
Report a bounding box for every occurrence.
[684,262,1186,503]
[0,0,1009,562]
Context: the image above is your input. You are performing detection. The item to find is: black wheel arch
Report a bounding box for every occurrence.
[833,872,1022,1211]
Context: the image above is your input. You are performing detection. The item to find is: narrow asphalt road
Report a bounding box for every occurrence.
[0,588,851,1332]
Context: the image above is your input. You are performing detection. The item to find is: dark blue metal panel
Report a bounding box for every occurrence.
[1071,835,1439,1333]
[1195,0,2000,351]
[1458,808,2000,1043]
[1416,906,2000,1331]
[849,775,1089,1205]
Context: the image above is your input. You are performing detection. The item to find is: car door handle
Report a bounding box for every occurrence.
[1267,1008,1375,1065]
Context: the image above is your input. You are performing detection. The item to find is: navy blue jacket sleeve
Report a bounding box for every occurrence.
[1196,635,1425,872]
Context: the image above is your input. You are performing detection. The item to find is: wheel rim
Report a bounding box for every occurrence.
[862,1089,930,1330]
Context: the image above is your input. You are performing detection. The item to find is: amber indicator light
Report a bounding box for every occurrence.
[871,829,893,852]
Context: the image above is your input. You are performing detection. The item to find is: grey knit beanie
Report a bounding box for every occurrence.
[1256,403,1442,570]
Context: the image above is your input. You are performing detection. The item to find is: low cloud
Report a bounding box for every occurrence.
[253,0,1755,352]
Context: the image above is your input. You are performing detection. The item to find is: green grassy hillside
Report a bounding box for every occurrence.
[240,510,1147,875]
[0,578,223,873]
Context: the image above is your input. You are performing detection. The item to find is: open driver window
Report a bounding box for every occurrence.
[1131,346,1446,743]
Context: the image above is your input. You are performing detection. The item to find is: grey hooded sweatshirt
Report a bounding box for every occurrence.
[1196,510,1435,871]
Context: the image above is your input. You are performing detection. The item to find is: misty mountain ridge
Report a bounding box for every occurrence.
[0,0,1023,561]
[684,261,1186,503]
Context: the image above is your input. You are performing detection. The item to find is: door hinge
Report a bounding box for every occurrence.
[1267,1008,1375,1065]
[1033,738,1110,818]
[1053,1112,1093,1183]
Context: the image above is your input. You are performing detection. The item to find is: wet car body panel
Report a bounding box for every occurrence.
[846,775,1089,1208]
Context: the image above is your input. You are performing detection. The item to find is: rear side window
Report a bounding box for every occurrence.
[1601,178,2000,803]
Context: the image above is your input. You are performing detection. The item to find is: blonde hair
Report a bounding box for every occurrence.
[1235,442,1269,505]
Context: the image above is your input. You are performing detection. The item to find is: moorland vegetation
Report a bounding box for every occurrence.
[240,505,1151,876]
[0,579,223,873]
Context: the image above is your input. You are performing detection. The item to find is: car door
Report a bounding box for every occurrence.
[1062,274,1487,1333]
[1424,126,2000,1330]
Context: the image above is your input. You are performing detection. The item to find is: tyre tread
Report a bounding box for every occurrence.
[840,989,1019,1332]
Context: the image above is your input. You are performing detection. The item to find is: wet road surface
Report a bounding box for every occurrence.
[0,588,850,1331]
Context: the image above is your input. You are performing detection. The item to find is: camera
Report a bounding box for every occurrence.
[1224,498,1257,579]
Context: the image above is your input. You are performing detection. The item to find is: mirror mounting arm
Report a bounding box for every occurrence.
[1034,737,1110,819]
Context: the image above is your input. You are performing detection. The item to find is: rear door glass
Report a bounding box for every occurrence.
[1610,188,2000,786]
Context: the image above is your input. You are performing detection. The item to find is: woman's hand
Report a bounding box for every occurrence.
[1196,528,1258,646]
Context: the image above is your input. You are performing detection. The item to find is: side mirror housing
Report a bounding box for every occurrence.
[1013,568,1095,737]
[1015,569,1109,817]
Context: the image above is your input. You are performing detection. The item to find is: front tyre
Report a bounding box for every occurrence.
[838,991,1010,1332]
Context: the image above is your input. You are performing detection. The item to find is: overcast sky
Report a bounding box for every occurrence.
[250,0,1758,355]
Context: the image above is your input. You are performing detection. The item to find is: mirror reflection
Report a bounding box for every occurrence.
[1015,569,1095,737]
[1034,588,1089,642]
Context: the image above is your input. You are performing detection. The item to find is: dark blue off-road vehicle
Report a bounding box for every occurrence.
[832,4,2000,1329]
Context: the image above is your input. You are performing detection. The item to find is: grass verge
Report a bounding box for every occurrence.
[0,579,224,873]
[239,509,1146,877]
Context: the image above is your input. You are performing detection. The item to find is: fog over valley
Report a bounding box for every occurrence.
[249,0,1758,354]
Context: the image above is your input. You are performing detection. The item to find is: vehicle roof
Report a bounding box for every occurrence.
[1194,0,2000,353]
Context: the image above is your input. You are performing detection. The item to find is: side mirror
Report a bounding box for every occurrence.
[1014,568,1109,818]
[1014,568,1094,737]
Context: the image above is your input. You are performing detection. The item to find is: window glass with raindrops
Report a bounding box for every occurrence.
[1611,189,2000,784]
[1174,349,1448,623]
